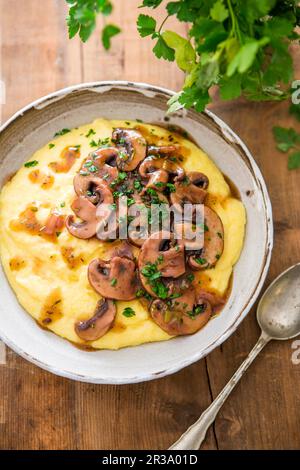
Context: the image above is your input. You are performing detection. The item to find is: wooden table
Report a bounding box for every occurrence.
[0,0,300,450]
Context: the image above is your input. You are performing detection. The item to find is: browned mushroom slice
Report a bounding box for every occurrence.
[138,231,185,297]
[75,298,116,341]
[74,147,119,201]
[150,289,212,335]
[66,196,98,239]
[139,157,169,192]
[197,289,225,313]
[148,144,181,157]
[146,145,185,183]
[112,128,147,171]
[73,175,104,204]
[88,256,138,300]
[188,206,224,270]
[108,241,135,260]
[170,171,209,208]
[66,183,114,239]
[174,222,204,251]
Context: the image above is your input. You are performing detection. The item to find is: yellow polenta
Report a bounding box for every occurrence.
[0,119,246,349]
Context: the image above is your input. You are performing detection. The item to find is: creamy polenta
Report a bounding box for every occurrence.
[0,119,246,349]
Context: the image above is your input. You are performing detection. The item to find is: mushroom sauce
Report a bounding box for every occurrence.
[0,119,246,350]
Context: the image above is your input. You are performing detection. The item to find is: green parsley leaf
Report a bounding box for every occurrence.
[24,160,39,168]
[85,128,96,138]
[273,126,300,152]
[102,24,121,50]
[54,128,71,137]
[288,152,300,170]
[210,0,229,23]
[153,36,175,62]
[122,307,136,318]
[48,143,55,149]
[110,277,117,287]
[137,14,157,38]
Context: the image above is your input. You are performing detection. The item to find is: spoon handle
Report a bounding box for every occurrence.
[169,332,270,450]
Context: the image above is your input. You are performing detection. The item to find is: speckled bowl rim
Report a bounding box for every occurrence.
[0,81,273,383]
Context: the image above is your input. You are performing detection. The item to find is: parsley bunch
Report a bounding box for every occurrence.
[66,1,300,112]
[137,0,300,112]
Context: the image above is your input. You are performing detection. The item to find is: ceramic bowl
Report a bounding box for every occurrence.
[0,81,273,383]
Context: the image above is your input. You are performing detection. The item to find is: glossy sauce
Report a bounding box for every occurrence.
[28,169,54,189]
[9,257,26,271]
[39,288,63,326]
[60,246,86,270]
[49,146,80,173]
[10,205,64,243]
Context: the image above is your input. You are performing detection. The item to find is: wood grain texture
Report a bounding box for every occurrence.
[0,0,299,450]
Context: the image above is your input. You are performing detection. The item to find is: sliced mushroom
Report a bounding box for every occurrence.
[150,289,212,335]
[75,298,116,341]
[88,256,138,300]
[73,175,104,204]
[174,221,204,251]
[74,147,119,201]
[112,128,147,171]
[139,157,169,192]
[127,203,149,247]
[148,144,181,157]
[109,241,135,260]
[66,183,114,239]
[188,206,224,270]
[138,231,185,297]
[197,289,225,312]
[170,171,209,208]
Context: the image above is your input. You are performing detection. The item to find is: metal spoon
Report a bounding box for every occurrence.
[169,263,300,450]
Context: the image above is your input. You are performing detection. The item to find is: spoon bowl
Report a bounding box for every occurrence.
[257,263,300,340]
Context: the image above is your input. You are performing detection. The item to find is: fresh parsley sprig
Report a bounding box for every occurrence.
[137,0,300,112]
[66,0,120,49]
[66,0,300,113]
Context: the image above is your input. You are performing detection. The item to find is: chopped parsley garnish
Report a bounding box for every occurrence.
[216,254,221,260]
[195,258,207,265]
[186,273,195,283]
[133,180,143,192]
[141,262,168,299]
[90,137,110,148]
[127,198,135,207]
[135,288,152,301]
[85,128,96,138]
[217,232,223,239]
[187,304,205,319]
[110,278,117,287]
[136,119,143,123]
[122,307,136,318]
[60,202,66,208]
[24,160,39,168]
[166,183,176,193]
[48,143,55,149]
[54,128,70,137]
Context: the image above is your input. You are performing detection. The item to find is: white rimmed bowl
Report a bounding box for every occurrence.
[0,81,273,384]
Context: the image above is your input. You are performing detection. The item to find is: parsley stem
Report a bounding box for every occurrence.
[158,15,170,34]
[227,0,242,43]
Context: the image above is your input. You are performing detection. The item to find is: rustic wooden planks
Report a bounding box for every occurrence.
[0,0,299,450]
